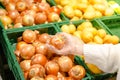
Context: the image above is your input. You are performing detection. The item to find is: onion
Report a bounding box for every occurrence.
[31,54,48,66]
[37,2,50,12]
[49,6,61,15]
[34,42,48,55]
[30,76,44,80]
[22,29,36,43]
[47,12,60,22]
[28,64,46,78]
[0,8,7,16]
[38,33,51,43]
[58,56,73,72]
[7,10,20,20]
[14,15,22,24]
[45,61,59,75]
[20,44,35,60]
[22,14,34,26]
[16,41,27,50]
[5,2,16,11]
[0,15,12,27]
[28,3,39,12]
[13,23,23,28]
[16,1,27,12]
[45,75,58,80]
[20,60,31,71]
[34,12,47,24]
[49,34,65,49]
[68,65,86,79]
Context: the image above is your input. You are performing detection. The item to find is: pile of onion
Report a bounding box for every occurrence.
[0,0,62,29]
[14,29,86,80]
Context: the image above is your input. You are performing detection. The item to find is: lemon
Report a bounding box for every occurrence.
[60,0,71,6]
[97,29,106,38]
[94,10,102,18]
[83,27,97,36]
[61,24,70,33]
[104,8,114,16]
[63,6,74,18]
[71,16,80,21]
[94,35,103,44]
[86,63,103,74]
[83,10,95,20]
[110,35,119,44]
[73,31,82,39]
[81,31,93,43]
[68,24,76,34]
[74,9,82,18]
[77,21,93,31]
[103,34,112,43]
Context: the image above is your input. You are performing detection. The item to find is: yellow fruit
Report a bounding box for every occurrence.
[54,0,60,4]
[97,29,106,38]
[110,35,119,44]
[104,8,114,16]
[71,16,80,21]
[86,63,103,74]
[83,11,95,20]
[63,6,74,18]
[77,21,93,31]
[61,24,70,33]
[73,31,82,39]
[94,10,103,18]
[81,31,93,43]
[83,27,97,36]
[60,0,71,6]
[87,42,97,44]
[74,9,82,18]
[76,3,88,12]
[68,24,76,34]
[103,34,112,43]
[94,35,103,44]
[93,4,106,13]
[114,7,120,14]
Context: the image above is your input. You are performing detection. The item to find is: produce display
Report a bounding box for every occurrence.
[60,21,120,74]
[0,0,62,29]
[14,29,86,80]
[0,0,120,80]
[54,0,115,20]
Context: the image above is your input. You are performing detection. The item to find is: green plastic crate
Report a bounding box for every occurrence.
[0,23,59,80]
[96,15,120,38]
[55,19,117,80]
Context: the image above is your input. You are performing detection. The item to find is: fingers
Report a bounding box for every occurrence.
[46,44,64,55]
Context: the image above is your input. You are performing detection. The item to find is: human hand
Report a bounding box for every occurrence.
[46,32,84,56]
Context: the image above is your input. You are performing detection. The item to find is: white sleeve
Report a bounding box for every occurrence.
[83,44,120,79]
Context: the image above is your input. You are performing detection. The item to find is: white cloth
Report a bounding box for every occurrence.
[84,44,120,80]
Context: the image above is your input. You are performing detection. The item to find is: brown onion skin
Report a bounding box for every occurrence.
[20,44,35,60]
[50,34,65,50]
[45,61,59,75]
[38,33,51,43]
[7,10,20,21]
[22,29,36,43]
[30,76,44,80]
[31,54,48,66]
[16,41,27,50]
[68,65,86,80]
[34,12,47,24]
[20,60,31,72]
[22,14,34,26]
[0,8,7,16]
[45,75,58,80]
[58,56,73,72]
[28,64,46,78]
[34,42,48,55]
[16,1,27,12]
